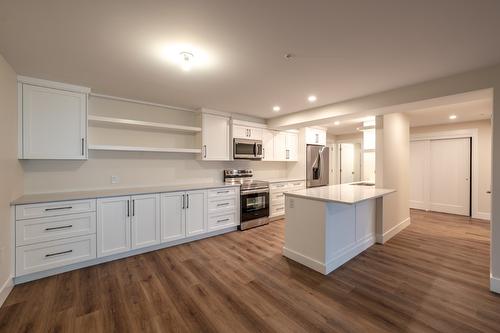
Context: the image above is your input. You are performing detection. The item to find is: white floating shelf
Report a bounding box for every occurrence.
[88,115,202,133]
[89,144,201,154]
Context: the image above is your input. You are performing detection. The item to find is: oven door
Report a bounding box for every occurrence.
[234,139,262,159]
[240,189,269,222]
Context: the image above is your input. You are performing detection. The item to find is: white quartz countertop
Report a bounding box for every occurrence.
[263,178,305,183]
[12,183,240,205]
[284,184,395,204]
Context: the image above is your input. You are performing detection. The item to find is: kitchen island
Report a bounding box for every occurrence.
[283,184,395,275]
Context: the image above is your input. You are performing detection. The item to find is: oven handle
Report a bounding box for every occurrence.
[241,188,269,195]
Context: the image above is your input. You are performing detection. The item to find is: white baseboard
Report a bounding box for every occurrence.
[0,275,14,308]
[283,234,376,275]
[474,212,491,221]
[491,275,500,294]
[376,217,411,244]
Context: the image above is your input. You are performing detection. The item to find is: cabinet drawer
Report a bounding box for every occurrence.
[16,212,96,246]
[208,212,237,230]
[271,197,285,207]
[208,187,237,198]
[16,235,96,276]
[270,182,288,191]
[270,204,285,217]
[16,199,96,220]
[288,181,305,189]
[271,192,286,201]
[208,197,236,213]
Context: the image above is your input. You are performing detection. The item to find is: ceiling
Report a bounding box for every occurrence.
[1,1,500,119]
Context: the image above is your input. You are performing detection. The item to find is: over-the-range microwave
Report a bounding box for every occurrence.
[233,138,263,160]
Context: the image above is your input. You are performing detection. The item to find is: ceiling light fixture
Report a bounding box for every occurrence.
[179,52,194,71]
[449,114,457,120]
[273,106,281,112]
[156,43,214,71]
[308,95,317,103]
[334,121,340,126]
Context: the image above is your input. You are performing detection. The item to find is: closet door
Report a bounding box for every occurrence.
[409,141,428,210]
[429,138,470,215]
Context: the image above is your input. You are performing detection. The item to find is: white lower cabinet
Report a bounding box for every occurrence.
[270,180,305,218]
[185,190,207,236]
[97,194,160,257]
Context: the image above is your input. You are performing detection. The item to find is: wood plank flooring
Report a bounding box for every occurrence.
[1,209,500,332]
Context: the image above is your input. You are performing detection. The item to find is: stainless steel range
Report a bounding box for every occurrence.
[224,169,269,230]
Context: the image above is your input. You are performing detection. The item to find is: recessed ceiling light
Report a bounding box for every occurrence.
[449,115,457,120]
[273,106,281,112]
[308,95,317,102]
[334,121,340,126]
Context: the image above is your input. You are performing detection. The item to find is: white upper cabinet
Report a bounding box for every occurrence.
[262,129,275,161]
[274,132,287,161]
[285,132,298,161]
[18,77,89,159]
[233,125,262,140]
[131,194,160,250]
[305,128,326,146]
[201,113,230,160]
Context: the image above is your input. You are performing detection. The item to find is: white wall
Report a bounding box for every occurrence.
[375,113,411,242]
[410,120,492,216]
[0,54,23,304]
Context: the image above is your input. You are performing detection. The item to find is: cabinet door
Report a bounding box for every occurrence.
[286,132,298,161]
[247,127,262,140]
[160,192,185,242]
[131,194,160,249]
[262,129,275,161]
[232,125,248,139]
[97,196,131,257]
[202,113,230,160]
[22,84,87,159]
[274,132,287,161]
[185,190,207,237]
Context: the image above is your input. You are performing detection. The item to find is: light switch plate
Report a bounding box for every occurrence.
[111,175,120,184]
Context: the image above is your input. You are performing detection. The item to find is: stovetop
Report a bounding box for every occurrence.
[223,169,269,191]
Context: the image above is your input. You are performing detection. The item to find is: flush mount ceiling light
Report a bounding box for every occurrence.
[156,43,214,72]
[273,106,281,112]
[179,52,194,71]
[449,114,457,120]
[334,121,340,126]
[308,95,317,103]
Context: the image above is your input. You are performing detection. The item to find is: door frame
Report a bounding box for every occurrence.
[410,128,485,220]
[335,138,363,184]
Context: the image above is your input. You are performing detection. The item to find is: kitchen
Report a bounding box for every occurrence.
[1,1,500,332]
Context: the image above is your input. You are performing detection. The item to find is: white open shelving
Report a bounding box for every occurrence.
[88,144,201,154]
[88,115,202,133]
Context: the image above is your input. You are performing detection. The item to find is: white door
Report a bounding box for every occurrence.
[262,129,275,161]
[202,113,230,160]
[285,132,298,161]
[97,196,131,257]
[22,84,87,159]
[274,132,287,161]
[410,141,429,210]
[429,138,470,215]
[131,194,160,249]
[160,192,185,242]
[185,190,207,236]
[340,144,355,184]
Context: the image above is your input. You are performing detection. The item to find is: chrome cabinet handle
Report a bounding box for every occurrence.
[81,138,85,156]
[203,145,207,158]
[217,218,230,223]
[45,249,73,258]
[45,206,73,211]
[127,200,130,217]
[217,203,230,207]
[487,190,492,194]
[182,194,185,209]
[132,200,135,216]
[45,225,73,231]
[187,194,190,209]
[217,190,229,194]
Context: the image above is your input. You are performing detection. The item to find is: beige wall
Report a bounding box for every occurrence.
[375,113,410,241]
[411,120,492,215]
[0,54,23,295]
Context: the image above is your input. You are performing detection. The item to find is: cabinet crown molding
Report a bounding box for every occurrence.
[17,76,91,94]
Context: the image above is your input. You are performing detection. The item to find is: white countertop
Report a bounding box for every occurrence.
[12,183,240,205]
[284,184,395,204]
[263,178,305,183]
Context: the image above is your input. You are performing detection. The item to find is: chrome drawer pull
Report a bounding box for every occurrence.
[44,206,73,211]
[217,218,230,223]
[217,203,230,207]
[217,190,230,194]
[45,225,73,231]
[277,207,284,211]
[45,249,73,257]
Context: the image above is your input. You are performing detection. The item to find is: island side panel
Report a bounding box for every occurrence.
[283,196,327,273]
[324,199,376,274]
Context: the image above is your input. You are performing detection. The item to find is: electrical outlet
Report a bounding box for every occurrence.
[111,175,120,184]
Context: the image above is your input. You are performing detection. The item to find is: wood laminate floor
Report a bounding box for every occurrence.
[1,210,499,332]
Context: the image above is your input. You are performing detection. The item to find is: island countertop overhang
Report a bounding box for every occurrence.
[284,184,396,204]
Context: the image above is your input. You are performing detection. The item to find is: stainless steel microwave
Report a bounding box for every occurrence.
[233,138,263,159]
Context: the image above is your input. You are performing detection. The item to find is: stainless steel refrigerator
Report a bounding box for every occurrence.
[306,144,329,188]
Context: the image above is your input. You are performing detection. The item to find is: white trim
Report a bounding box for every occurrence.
[475,212,491,221]
[14,226,237,284]
[0,275,14,307]
[376,217,411,244]
[491,275,500,294]
[91,93,196,113]
[17,75,90,94]
[410,128,483,220]
[282,247,326,273]
[231,119,268,129]
[88,144,201,154]
[324,234,375,274]
[88,115,202,133]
